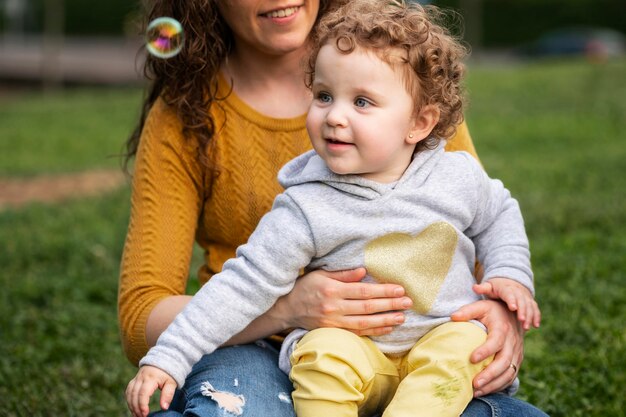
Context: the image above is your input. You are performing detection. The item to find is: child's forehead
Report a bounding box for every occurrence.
[314,44,410,92]
[319,39,408,67]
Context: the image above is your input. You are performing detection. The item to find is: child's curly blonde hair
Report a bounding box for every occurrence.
[307,0,467,148]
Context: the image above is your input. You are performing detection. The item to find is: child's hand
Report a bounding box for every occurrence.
[125,365,177,417]
[473,278,541,330]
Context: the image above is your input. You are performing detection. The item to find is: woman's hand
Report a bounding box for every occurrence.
[451,299,524,396]
[278,268,413,336]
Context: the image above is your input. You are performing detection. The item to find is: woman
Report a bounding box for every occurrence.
[119,1,546,416]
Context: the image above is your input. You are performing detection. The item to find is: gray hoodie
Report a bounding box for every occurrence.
[140,142,533,388]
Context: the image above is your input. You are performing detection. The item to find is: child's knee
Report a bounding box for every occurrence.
[291,328,377,383]
[422,322,486,352]
[297,328,361,352]
[409,322,490,367]
[446,321,492,368]
[292,328,367,368]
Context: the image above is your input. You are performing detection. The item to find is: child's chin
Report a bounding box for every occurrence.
[328,166,354,176]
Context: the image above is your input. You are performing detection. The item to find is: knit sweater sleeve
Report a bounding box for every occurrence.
[139,193,316,387]
[118,98,205,365]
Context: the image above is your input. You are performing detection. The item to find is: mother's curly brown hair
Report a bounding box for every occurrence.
[307,0,467,151]
[124,0,340,172]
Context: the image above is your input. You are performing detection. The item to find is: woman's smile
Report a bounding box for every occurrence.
[217,1,318,56]
[261,5,301,19]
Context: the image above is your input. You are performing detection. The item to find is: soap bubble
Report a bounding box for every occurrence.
[146,17,184,59]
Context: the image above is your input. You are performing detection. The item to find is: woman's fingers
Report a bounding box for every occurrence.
[338,280,407,300]
[473,331,511,388]
[324,269,412,327]
[452,299,526,395]
[327,268,407,301]
[323,267,368,283]
[330,277,412,334]
[475,321,524,394]
[477,332,506,366]
[288,268,411,333]
[450,298,490,323]
[337,291,412,314]
[341,310,406,330]
[475,341,524,396]
[317,296,410,335]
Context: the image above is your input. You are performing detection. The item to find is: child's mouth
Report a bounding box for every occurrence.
[326,138,353,147]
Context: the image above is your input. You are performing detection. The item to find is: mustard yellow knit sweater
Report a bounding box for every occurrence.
[118,76,479,365]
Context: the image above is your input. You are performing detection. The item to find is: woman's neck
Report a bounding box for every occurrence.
[222,45,312,118]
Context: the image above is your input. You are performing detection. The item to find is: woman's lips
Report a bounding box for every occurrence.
[262,6,300,18]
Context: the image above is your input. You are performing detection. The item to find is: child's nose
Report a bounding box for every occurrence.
[325,104,348,127]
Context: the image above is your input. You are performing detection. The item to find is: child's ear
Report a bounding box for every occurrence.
[407,105,440,144]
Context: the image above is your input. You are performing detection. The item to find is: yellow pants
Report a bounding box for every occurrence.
[290,322,491,417]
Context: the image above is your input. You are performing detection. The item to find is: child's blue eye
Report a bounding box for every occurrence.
[318,92,332,103]
[355,98,370,108]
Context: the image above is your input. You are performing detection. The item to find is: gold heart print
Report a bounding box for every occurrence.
[364,222,458,314]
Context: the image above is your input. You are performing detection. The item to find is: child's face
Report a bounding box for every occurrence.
[306,43,422,183]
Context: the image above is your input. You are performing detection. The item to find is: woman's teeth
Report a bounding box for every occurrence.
[265,7,298,18]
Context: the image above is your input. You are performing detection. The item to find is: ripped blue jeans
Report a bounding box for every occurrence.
[462,393,549,417]
[149,341,548,417]
[149,341,295,417]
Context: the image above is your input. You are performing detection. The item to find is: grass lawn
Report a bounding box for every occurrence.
[466,58,626,415]
[0,58,624,416]
[0,87,143,176]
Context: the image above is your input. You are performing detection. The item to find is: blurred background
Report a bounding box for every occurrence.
[0,1,624,416]
[0,0,625,88]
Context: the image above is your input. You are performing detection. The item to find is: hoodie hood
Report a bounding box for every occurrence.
[278,142,446,200]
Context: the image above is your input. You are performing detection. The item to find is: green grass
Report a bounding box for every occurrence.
[0,58,625,416]
[466,58,626,416]
[0,87,142,176]
[0,188,135,415]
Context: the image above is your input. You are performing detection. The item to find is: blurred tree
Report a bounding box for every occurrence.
[435,0,626,48]
[4,0,624,48]
[459,0,483,54]
[15,0,138,36]
[42,0,63,90]
[3,0,26,34]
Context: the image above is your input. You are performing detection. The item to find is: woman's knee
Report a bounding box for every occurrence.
[190,340,280,371]
[462,394,549,417]
[180,343,295,417]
